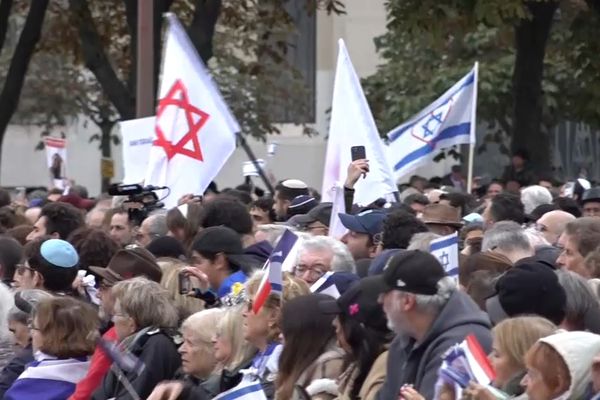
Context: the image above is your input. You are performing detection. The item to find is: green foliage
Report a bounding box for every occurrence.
[363,0,600,155]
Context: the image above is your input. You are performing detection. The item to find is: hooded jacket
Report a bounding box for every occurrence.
[539,331,600,399]
[376,290,492,400]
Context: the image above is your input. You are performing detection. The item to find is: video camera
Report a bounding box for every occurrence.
[108,183,167,225]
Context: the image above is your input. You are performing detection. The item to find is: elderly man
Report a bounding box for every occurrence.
[535,210,576,246]
[375,251,492,399]
[136,213,168,247]
[557,217,600,278]
[481,221,534,264]
[293,236,355,286]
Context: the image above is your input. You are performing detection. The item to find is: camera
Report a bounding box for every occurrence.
[108,183,166,225]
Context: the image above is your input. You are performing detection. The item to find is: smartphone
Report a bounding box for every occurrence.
[179,272,192,295]
[351,145,366,161]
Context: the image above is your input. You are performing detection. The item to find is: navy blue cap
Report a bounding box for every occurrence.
[339,209,386,236]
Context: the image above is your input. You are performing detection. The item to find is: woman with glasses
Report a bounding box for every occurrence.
[4,296,98,400]
[92,277,181,400]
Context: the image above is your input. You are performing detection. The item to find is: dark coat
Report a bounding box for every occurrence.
[376,290,492,400]
[0,345,34,398]
[92,329,181,400]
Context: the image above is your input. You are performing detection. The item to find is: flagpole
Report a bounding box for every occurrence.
[467,143,474,193]
[237,133,275,195]
[467,61,479,194]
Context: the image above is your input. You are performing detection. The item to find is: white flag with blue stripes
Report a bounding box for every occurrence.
[387,63,478,179]
[213,380,267,400]
[430,232,459,278]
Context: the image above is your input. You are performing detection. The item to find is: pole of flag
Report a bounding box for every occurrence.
[236,133,275,195]
[136,1,154,118]
[467,62,479,193]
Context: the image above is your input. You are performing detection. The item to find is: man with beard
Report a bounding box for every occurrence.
[70,248,163,400]
[375,251,492,399]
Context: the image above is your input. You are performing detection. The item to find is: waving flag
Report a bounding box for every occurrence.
[145,14,239,207]
[252,230,298,314]
[213,380,267,400]
[322,39,397,211]
[387,63,478,180]
[430,232,459,278]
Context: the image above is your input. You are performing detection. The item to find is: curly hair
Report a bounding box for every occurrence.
[67,227,119,270]
[40,202,84,240]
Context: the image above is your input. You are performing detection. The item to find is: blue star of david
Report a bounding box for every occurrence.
[421,111,444,138]
[440,251,450,268]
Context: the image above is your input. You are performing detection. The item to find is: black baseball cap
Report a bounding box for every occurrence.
[319,276,389,333]
[485,259,566,325]
[191,226,252,269]
[295,202,333,228]
[375,250,447,295]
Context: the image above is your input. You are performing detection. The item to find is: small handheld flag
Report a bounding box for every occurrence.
[252,230,298,314]
[430,232,459,278]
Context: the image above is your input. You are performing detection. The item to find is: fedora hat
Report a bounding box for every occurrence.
[420,204,463,228]
[89,246,162,286]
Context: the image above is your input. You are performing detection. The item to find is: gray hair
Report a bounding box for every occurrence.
[296,236,356,274]
[7,289,53,326]
[521,185,553,214]
[408,232,441,252]
[402,276,457,314]
[556,269,600,331]
[146,214,169,237]
[482,221,533,253]
[113,277,179,329]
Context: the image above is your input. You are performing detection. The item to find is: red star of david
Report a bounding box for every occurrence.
[154,79,210,161]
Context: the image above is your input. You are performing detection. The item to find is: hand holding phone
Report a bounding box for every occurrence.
[351,145,366,161]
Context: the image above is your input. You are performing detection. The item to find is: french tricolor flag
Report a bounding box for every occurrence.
[252,230,298,314]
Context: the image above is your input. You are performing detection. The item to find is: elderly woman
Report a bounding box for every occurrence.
[4,297,98,400]
[92,277,181,400]
[148,306,255,400]
[177,309,224,396]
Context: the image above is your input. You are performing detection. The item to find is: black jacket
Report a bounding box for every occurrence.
[376,291,492,400]
[92,329,181,400]
[179,359,253,400]
[0,345,34,398]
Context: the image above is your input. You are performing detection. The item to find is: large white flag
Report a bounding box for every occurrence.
[145,14,239,207]
[322,39,397,236]
[387,63,478,180]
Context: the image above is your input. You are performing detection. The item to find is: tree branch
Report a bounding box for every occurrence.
[0,0,49,143]
[69,0,135,119]
[0,0,14,56]
[188,0,222,63]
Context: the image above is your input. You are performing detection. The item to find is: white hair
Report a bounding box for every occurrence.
[402,276,457,314]
[482,221,533,253]
[408,232,441,251]
[296,236,355,274]
[521,185,553,214]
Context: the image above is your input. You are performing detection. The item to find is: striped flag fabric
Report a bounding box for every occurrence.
[213,380,267,400]
[430,232,459,278]
[252,230,298,314]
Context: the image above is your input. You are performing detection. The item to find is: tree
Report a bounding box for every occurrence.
[0,0,49,166]
[363,0,600,173]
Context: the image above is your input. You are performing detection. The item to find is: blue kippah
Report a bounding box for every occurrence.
[40,239,79,268]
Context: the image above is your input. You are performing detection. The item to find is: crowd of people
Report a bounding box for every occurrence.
[1,150,600,399]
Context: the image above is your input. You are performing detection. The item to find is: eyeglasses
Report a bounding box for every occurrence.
[294,264,327,279]
[15,264,34,275]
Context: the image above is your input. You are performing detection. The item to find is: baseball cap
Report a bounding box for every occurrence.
[191,226,252,269]
[40,239,79,268]
[375,250,446,295]
[90,247,162,285]
[485,260,566,325]
[338,209,386,236]
[319,276,389,333]
[295,202,333,228]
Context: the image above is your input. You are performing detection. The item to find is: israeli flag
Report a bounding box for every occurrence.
[430,232,459,278]
[213,380,267,400]
[387,63,478,179]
